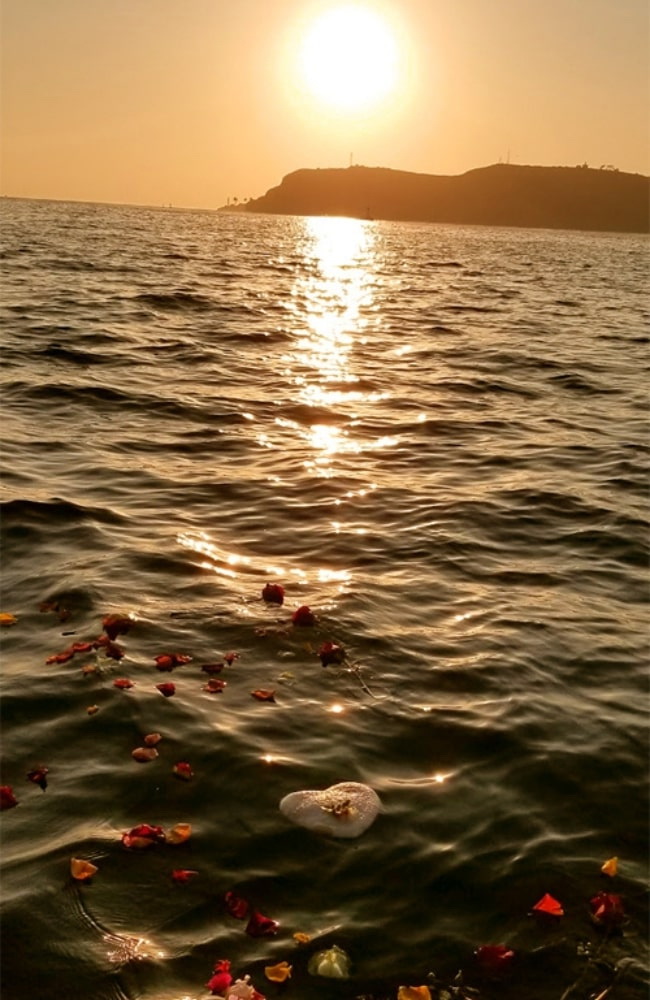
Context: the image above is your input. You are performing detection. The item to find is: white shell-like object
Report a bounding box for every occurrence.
[279,781,381,838]
[308,944,351,978]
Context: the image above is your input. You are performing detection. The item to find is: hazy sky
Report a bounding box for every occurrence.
[2,0,648,208]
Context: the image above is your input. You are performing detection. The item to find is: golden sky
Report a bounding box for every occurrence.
[1,0,648,208]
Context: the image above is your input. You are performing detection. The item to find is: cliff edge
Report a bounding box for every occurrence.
[227,164,649,233]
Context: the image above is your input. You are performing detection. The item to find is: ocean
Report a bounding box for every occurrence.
[0,197,648,1000]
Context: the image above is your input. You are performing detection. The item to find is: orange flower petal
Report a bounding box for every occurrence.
[167,823,191,844]
[397,988,432,1000]
[251,689,276,702]
[264,961,292,982]
[70,858,98,880]
[132,747,159,763]
[293,932,311,944]
[601,856,618,877]
[0,613,18,626]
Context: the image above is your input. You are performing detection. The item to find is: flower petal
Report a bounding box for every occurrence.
[590,891,625,927]
[532,893,564,917]
[70,858,98,881]
[224,890,249,919]
[166,822,192,844]
[475,944,515,975]
[113,678,134,689]
[156,682,176,697]
[132,747,159,763]
[601,856,618,877]
[264,961,292,982]
[27,767,49,790]
[319,641,346,666]
[292,605,316,627]
[204,678,227,693]
[246,909,279,937]
[173,761,194,781]
[397,988,432,1000]
[171,869,198,883]
[144,733,162,746]
[262,583,285,605]
[0,612,18,626]
[251,689,276,702]
[0,786,18,810]
[102,614,133,640]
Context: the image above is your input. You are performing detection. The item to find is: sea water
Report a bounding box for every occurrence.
[1,198,648,1000]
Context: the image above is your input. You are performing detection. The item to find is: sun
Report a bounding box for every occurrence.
[298,4,400,114]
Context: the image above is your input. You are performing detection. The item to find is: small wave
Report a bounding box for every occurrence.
[131,290,214,311]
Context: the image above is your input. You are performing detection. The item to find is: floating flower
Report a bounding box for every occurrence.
[27,767,49,790]
[0,786,18,810]
[155,653,192,671]
[475,944,515,975]
[262,583,285,605]
[307,944,351,978]
[132,747,159,763]
[251,689,276,702]
[173,761,194,781]
[264,961,292,982]
[70,858,98,881]
[156,682,176,697]
[121,824,166,849]
[397,988,432,1000]
[204,678,227,693]
[172,869,198,883]
[319,641,346,667]
[532,893,564,917]
[224,890,249,919]
[201,662,224,675]
[590,891,625,927]
[102,614,132,640]
[246,909,279,937]
[166,822,192,844]
[207,958,233,995]
[601,856,618,877]
[0,612,18,626]
[144,733,162,746]
[292,605,316,627]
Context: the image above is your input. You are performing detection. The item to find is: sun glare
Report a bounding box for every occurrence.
[299,4,399,113]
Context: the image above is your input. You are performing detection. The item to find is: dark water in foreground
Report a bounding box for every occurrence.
[0,198,648,1000]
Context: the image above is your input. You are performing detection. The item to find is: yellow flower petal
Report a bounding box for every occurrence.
[0,613,18,626]
[166,823,191,844]
[293,931,311,944]
[601,856,618,877]
[264,961,292,982]
[70,858,98,880]
[397,988,432,1000]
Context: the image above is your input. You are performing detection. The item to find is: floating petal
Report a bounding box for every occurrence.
[70,858,98,881]
[172,869,198,883]
[292,605,316,627]
[113,678,134,689]
[102,614,132,640]
[475,944,515,975]
[262,583,285,605]
[397,988,432,1000]
[144,733,162,746]
[246,909,279,937]
[532,893,564,917]
[0,786,18,810]
[173,761,194,781]
[27,767,49,790]
[251,689,276,702]
[601,856,618,877]
[224,890,249,919]
[132,747,159,763]
[0,613,18,626]
[167,822,192,844]
[156,682,176,697]
[264,961,292,982]
[590,891,625,927]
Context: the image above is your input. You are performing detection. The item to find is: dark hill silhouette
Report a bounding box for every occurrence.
[227,163,649,233]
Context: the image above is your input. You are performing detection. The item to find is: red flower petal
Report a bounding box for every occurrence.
[70,642,94,654]
[102,614,132,641]
[223,651,239,665]
[292,605,316,627]
[121,824,166,849]
[46,649,75,664]
[262,583,285,605]
[532,893,564,917]
[319,641,346,666]
[207,969,233,995]
[27,767,49,790]
[590,891,625,927]
[103,641,125,660]
[156,682,176,697]
[201,662,224,675]
[224,890,249,919]
[204,678,227,693]
[475,945,515,975]
[246,909,279,937]
[251,689,276,702]
[0,786,18,810]
[113,678,134,689]
[155,652,192,671]
[171,869,198,883]
[173,761,194,781]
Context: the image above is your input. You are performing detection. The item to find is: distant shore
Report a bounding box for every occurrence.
[221,163,650,234]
